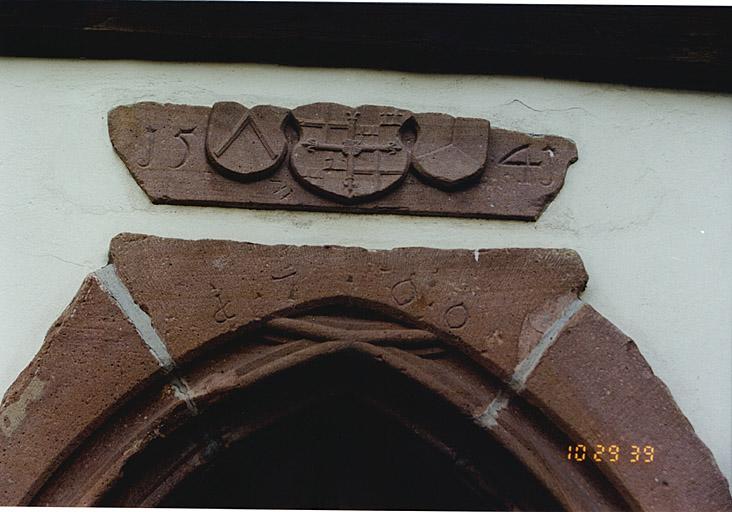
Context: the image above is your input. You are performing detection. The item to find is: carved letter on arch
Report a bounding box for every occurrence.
[0,234,730,510]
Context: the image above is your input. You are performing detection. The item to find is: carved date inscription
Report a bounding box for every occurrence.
[135,124,198,170]
[108,101,579,220]
[499,143,558,186]
[392,278,417,306]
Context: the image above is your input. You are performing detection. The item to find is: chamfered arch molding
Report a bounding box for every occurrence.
[29,324,624,510]
[0,234,730,511]
[44,341,578,508]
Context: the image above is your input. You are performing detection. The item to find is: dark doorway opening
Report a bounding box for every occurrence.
[97,347,566,510]
[161,396,501,510]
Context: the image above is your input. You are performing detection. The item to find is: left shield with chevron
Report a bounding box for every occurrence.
[206,102,290,181]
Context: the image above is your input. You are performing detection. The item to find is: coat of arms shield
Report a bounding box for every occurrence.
[290,103,411,203]
[206,102,289,181]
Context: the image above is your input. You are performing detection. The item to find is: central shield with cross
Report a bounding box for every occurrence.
[290,103,411,203]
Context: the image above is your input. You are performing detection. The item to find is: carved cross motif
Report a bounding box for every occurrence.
[300,125,403,196]
[302,136,401,157]
[290,104,411,203]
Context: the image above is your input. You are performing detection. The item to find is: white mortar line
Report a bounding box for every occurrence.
[476,298,584,429]
[509,298,584,393]
[94,264,198,415]
[476,390,509,428]
[170,376,199,416]
[94,265,175,371]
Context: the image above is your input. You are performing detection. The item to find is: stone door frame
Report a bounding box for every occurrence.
[1,234,730,510]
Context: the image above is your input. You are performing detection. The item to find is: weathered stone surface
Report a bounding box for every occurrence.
[411,113,490,189]
[206,102,289,181]
[109,102,577,219]
[31,377,187,506]
[523,305,732,512]
[108,234,588,378]
[291,103,411,203]
[1,235,729,510]
[0,276,161,505]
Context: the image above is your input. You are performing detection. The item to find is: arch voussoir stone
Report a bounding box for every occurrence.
[0,274,164,505]
[523,305,732,511]
[0,233,729,510]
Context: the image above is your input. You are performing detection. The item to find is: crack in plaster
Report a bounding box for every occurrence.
[502,99,592,116]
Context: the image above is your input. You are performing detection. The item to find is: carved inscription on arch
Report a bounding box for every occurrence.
[109,102,579,220]
[391,278,418,306]
[444,303,469,329]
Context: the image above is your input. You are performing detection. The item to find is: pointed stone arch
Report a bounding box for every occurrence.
[0,234,730,510]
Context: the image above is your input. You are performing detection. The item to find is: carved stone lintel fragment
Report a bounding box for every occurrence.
[109,102,579,220]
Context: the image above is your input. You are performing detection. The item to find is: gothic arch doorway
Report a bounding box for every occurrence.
[0,235,730,511]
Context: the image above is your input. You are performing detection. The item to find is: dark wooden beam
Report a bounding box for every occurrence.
[1,2,730,92]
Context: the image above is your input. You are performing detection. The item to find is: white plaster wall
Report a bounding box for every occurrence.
[1,58,730,484]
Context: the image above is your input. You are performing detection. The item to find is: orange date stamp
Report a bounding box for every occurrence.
[567,444,655,463]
